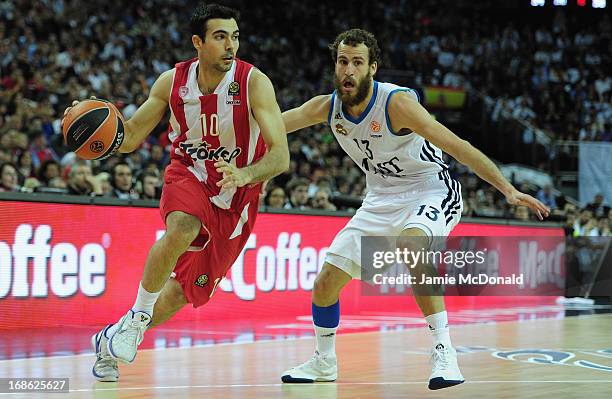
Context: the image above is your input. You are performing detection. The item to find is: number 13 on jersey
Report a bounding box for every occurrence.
[416,205,440,221]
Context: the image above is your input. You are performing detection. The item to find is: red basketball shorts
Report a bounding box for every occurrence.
[159,163,258,308]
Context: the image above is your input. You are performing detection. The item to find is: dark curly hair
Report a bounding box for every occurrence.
[328,29,381,66]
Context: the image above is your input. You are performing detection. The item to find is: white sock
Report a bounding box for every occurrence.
[132,281,161,315]
[314,325,337,357]
[425,311,451,347]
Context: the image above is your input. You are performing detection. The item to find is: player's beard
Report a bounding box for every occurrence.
[334,72,372,107]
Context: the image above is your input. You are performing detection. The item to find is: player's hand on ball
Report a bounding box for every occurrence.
[215,160,253,189]
[506,190,550,220]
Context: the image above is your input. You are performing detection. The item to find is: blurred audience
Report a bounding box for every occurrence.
[66,160,101,196]
[285,178,310,210]
[110,162,138,199]
[137,170,160,200]
[0,162,19,192]
[264,186,287,209]
[311,188,337,211]
[586,193,610,218]
[0,0,609,228]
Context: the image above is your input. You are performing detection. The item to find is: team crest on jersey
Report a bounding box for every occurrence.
[335,123,348,136]
[179,86,189,98]
[195,274,209,287]
[228,81,240,96]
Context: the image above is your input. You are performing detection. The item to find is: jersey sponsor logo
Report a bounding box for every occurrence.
[195,274,209,287]
[352,138,407,178]
[179,86,189,98]
[335,123,348,136]
[362,156,407,178]
[179,141,242,163]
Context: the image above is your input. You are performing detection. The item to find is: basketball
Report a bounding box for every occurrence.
[62,99,125,160]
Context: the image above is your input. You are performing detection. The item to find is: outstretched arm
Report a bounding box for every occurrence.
[282,94,331,133]
[388,92,550,220]
[215,69,289,189]
[61,70,172,154]
[119,70,173,152]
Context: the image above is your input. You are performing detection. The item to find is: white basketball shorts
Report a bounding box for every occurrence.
[325,173,462,279]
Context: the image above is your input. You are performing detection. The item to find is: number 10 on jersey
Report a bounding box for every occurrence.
[200,113,219,136]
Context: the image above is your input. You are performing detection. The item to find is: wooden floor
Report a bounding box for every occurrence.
[1,314,611,398]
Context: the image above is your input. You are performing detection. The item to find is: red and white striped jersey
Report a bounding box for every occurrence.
[168,58,267,210]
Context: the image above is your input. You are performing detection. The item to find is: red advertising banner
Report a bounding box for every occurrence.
[0,200,564,329]
[359,235,565,297]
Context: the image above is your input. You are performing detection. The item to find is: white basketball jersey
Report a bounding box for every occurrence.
[328,81,448,193]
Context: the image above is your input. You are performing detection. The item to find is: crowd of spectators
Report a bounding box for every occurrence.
[0,0,610,230]
[484,14,611,144]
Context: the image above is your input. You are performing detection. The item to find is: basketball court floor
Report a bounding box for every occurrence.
[1,303,611,398]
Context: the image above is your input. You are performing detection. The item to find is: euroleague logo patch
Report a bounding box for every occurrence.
[90,140,105,153]
[370,120,381,132]
[227,81,241,105]
[194,274,209,287]
[228,81,240,96]
[335,123,348,136]
[370,120,382,138]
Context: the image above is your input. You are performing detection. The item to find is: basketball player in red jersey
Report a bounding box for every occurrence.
[63,4,289,381]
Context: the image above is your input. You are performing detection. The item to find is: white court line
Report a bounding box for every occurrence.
[1,380,612,395]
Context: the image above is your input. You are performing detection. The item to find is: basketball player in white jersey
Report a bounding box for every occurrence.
[280,29,549,390]
[63,4,289,381]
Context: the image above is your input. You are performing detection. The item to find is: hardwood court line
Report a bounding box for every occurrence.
[2,380,612,396]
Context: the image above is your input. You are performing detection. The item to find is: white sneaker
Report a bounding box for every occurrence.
[428,343,465,390]
[107,310,151,364]
[281,351,338,383]
[91,325,119,382]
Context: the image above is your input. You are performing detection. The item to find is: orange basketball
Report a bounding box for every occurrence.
[62,99,125,160]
